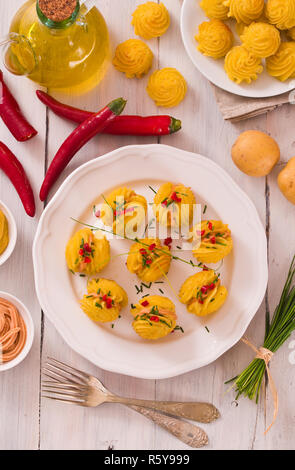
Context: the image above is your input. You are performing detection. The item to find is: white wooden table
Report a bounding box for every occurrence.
[1,0,294,451]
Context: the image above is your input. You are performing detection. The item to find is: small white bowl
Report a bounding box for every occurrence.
[0,291,34,372]
[0,201,17,266]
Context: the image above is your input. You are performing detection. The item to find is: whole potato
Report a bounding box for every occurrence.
[278,157,295,205]
[232,130,280,177]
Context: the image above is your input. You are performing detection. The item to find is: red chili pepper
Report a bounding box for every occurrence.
[141,300,149,307]
[79,249,84,256]
[106,298,113,309]
[209,283,215,290]
[210,236,216,244]
[139,248,147,255]
[36,90,181,136]
[0,71,37,142]
[208,222,213,231]
[149,243,156,251]
[145,258,152,265]
[171,191,182,203]
[84,257,91,264]
[0,142,35,217]
[39,98,127,201]
[83,243,91,252]
[201,286,208,294]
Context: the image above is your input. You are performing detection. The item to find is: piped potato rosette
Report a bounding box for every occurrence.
[200,0,229,21]
[265,0,295,30]
[80,278,128,323]
[147,68,187,108]
[266,42,295,81]
[132,2,170,39]
[224,46,263,84]
[65,228,110,276]
[191,220,233,264]
[153,182,196,228]
[126,238,171,282]
[241,22,281,59]
[195,20,233,59]
[100,187,147,237]
[112,39,153,78]
[179,270,228,317]
[131,295,177,340]
[223,0,264,24]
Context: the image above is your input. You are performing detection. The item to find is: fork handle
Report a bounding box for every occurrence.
[128,405,208,448]
[108,397,219,423]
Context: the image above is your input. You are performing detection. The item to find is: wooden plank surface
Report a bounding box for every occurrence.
[1,0,295,450]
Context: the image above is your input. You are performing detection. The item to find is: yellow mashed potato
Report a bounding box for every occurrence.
[65,228,110,276]
[191,220,233,264]
[132,1,170,39]
[224,45,263,84]
[179,270,228,317]
[195,20,233,59]
[241,22,281,59]
[153,182,196,228]
[131,295,177,340]
[80,278,128,323]
[0,210,9,256]
[127,238,171,283]
[266,0,295,30]
[147,68,187,108]
[266,42,295,81]
[200,0,229,21]
[223,0,264,24]
[100,187,147,237]
[112,39,153,78]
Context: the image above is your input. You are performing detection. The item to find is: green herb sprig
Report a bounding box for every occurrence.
[227,256,295,403]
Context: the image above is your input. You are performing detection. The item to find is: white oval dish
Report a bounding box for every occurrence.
[33,144,268,379]
[0,201,17,266]
[0,291,34,372]
[181,0,293,98]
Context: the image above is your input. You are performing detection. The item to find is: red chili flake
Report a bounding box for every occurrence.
[79,249,84,256]
[145,258,152,265]
[209,283,215,290]
[106,298,113,309]
[197,230,205,237]
[171,192,182,203]
[164,237,173,246]
[210,236,216,244]
[150,316,159,322]
[201,286,208,294]
[141,300,149,307]
[149,243,156,251]
[84,257,91,264]
[161,200,168,207]
[208,222,213,230]
[202,265,209,271]
[198,299,204,304]
[139,248,147,255]
[84,243,91,252]
[102,294,108,302]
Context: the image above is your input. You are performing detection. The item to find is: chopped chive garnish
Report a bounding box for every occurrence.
[69,269,75,275]
[141,282,152,289]
[205,326,210,333]
[159,288,164,294]
[79,274,86,277]
[131,304,136,309]
[148,185,157,194]
[142,294,149,298]
[203,205,207,214]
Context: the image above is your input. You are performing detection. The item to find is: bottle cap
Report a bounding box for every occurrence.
[38,0,78,23]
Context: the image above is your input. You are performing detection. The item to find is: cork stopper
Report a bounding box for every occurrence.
[38,0,78,22]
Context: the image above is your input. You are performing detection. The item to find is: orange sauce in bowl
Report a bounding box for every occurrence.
[0,298,27,363]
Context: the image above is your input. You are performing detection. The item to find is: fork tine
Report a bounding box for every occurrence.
[42,381,86,390]
[43,365,84,385]
[42,387,87,398]
[47,357,90,380]
[42,395,87,406]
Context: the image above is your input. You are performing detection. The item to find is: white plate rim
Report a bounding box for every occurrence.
[33,144,268,379]
[180,0,294,98]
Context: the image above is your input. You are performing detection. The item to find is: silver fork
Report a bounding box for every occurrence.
[42,358,219,448]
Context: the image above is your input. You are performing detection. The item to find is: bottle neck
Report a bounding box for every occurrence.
[36,0,80,29]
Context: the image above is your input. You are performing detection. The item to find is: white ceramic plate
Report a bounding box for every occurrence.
[0,200,17,266]
[0,291,34,372]
[33,144,268,379]
[181,0,294,98]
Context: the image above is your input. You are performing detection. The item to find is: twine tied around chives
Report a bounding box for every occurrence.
[241,337,278,435]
